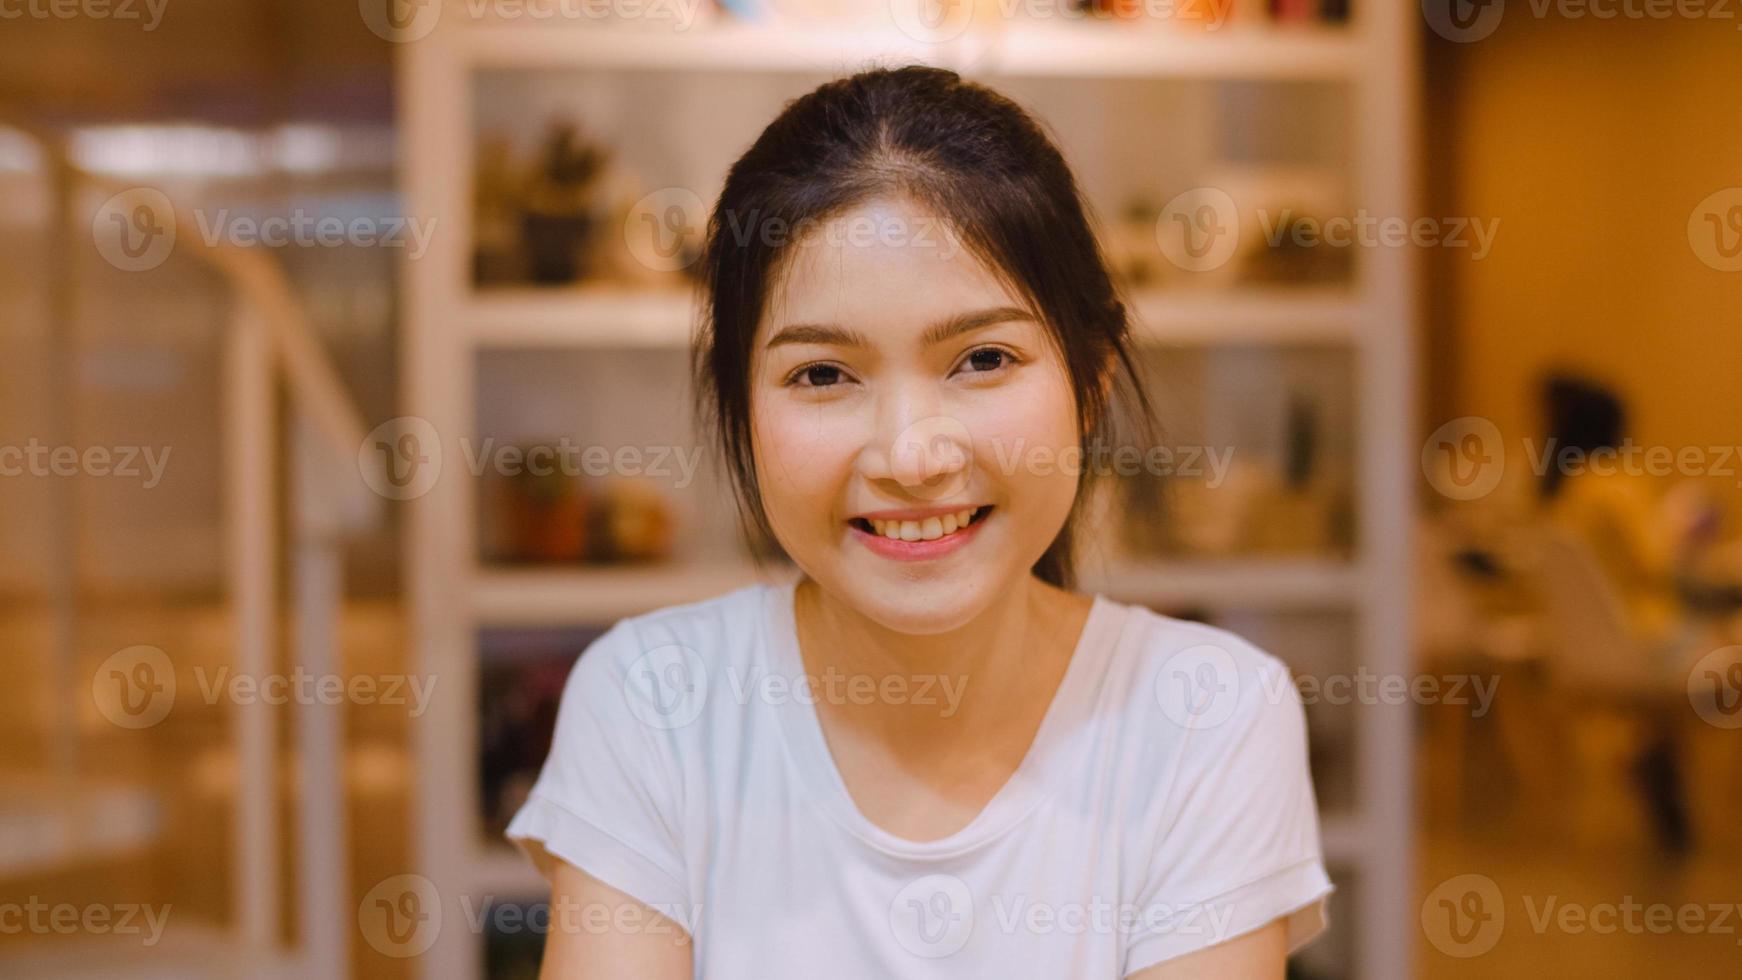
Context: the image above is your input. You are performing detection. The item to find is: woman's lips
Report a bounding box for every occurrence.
[847,506,990,561]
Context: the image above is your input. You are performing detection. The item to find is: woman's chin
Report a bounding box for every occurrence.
[818,563,1007,637]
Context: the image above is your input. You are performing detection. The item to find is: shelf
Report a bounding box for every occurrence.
[0,779,162,878]
[467,285,1356,349]
[460,21,1358,81]
[0,922,255,980]
[472,557,1353,627]
[1129,287,1356,345]
[472,561,793,626]
[1083,556,1359,610]
[469,285,696,349]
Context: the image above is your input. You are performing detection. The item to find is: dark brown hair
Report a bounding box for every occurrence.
[693,65,1155,589]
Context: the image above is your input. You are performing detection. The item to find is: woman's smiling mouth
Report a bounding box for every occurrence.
[846,505,992,560]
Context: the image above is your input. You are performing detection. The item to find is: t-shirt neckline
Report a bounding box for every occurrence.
[762,576,1126,860]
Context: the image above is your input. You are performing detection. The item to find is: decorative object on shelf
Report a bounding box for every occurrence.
[1244,393,1344,554]
[598,477,676,562]
[488,453,676,565]
[1204,165,1348,289]
[472,120,613,287]
[502,452,590,563]
[1119,389,1352,559]
[1110,196,1166,288]
[520,121,610,284]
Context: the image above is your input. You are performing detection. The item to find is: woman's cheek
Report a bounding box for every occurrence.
[753,403,854,523]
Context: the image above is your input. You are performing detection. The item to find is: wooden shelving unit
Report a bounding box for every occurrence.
[402,8,1416,979]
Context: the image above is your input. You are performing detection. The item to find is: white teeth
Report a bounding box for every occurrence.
[861,507,983,543]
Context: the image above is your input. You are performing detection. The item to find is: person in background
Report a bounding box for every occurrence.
[1537,372,1689,855]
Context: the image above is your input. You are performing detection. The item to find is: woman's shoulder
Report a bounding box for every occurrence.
[1089,595,1303,740]
[555,582,776,715]
[1098,596,1294,681]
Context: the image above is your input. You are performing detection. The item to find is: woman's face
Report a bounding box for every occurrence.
[749,196,1083,634]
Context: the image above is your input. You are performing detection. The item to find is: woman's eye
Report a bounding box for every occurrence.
[791,364,845,387]
[960,347,1014,374]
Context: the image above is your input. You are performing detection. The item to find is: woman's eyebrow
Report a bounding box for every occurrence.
[921,306,1037,346]
[764,306,1037,350]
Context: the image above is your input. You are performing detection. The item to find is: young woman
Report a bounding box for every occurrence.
[507,66,1332,978]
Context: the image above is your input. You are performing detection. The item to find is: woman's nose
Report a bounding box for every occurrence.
[889,414,972,492]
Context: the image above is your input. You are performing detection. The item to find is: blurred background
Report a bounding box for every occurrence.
[1,1,1739,978]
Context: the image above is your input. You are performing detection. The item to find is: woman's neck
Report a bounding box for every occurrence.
[791,573,1091,746]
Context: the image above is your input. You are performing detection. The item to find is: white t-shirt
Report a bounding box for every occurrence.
[506,578,1333,977]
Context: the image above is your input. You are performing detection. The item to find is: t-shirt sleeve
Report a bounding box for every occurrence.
[503,619,693,932]
[1123,650,1334,976]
